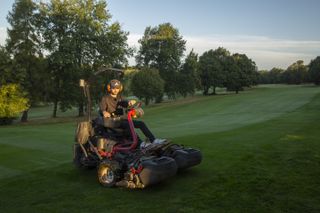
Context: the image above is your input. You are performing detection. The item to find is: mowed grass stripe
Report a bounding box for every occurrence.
[0,123,75,151]
[0,124,76,179]
[0,143,69,179]
[143,85,320,138]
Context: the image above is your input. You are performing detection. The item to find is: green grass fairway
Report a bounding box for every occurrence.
[1,85,320,212]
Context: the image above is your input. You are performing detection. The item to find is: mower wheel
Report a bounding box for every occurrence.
[98,159,122,187]
[73,144,95,169]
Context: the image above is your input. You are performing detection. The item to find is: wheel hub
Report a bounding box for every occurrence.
[100,167,114,184]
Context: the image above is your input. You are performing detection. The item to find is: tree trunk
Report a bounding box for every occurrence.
[20,110,28,122]
[78,102,84,117]
[236,90,239,94]
[145,98,150,106]
[203,86,209,96]
[212,86,216,95]
[155,95,163,103]
[53,100,58,118]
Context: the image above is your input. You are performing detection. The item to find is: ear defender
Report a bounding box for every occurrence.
[106,81,123,93]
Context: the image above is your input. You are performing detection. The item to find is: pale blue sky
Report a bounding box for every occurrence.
[1,0,320,69]
[107,0,320,40]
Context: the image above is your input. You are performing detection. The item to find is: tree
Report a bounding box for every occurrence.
[225,53,257,93]
[268,67,285,84]
[0,46,14,85]
[136,23,186,99]
[121,67,139,97]
[6,0,44,122]
[257,70,270,84]
[283,60,308,84]
[131,68,164,105]
[0,84,29,125]
[39,0,131,117]
[224,56,242,93]
[309,56,320,85]
[198,48,230,95]
[178,50,199,97]
[234,53,257,86]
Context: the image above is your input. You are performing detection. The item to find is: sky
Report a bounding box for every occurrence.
[1,0,320,70]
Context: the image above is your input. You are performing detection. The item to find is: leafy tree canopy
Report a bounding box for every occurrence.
[39,0,131,117]
[283,60,308,84]
[131,68,164,105]
[0,84,29,122]
[199,47,230,95]
[309,56,320,85]
[179,50,199,97]
[136,23,186,98]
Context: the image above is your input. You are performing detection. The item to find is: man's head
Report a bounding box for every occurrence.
[107,79,123,95]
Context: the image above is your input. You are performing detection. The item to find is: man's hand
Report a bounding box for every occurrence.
[128,99,136,107]
[103,111,111,118]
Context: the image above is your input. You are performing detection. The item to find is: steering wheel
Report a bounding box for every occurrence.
[127,101,144,118]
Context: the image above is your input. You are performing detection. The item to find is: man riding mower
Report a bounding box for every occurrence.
[73,70,202,189]
[99,79,166,146]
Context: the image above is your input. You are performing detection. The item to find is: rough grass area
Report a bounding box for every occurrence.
[0,85,320,213]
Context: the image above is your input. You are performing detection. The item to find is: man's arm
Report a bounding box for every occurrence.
[118,99,136,108]
[117,99,129,108]
[100,96,111,118]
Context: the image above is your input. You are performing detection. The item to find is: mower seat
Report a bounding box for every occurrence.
[105,127,127,135]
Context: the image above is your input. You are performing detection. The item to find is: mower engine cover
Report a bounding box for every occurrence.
[97,138,117,153]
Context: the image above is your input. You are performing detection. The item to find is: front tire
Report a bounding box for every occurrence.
[97,160,121,187]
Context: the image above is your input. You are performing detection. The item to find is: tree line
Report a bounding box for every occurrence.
[1,0,319,124]
[257,58,320,85]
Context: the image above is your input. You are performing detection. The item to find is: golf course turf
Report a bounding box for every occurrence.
[0,84,320,212]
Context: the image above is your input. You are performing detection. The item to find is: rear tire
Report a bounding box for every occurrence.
[73,144,95,169]
[97,160,122,187]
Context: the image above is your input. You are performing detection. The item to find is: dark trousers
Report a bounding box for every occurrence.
[120,120,155,142]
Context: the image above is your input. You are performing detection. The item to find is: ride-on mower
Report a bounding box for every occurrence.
[73,67,202,188]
